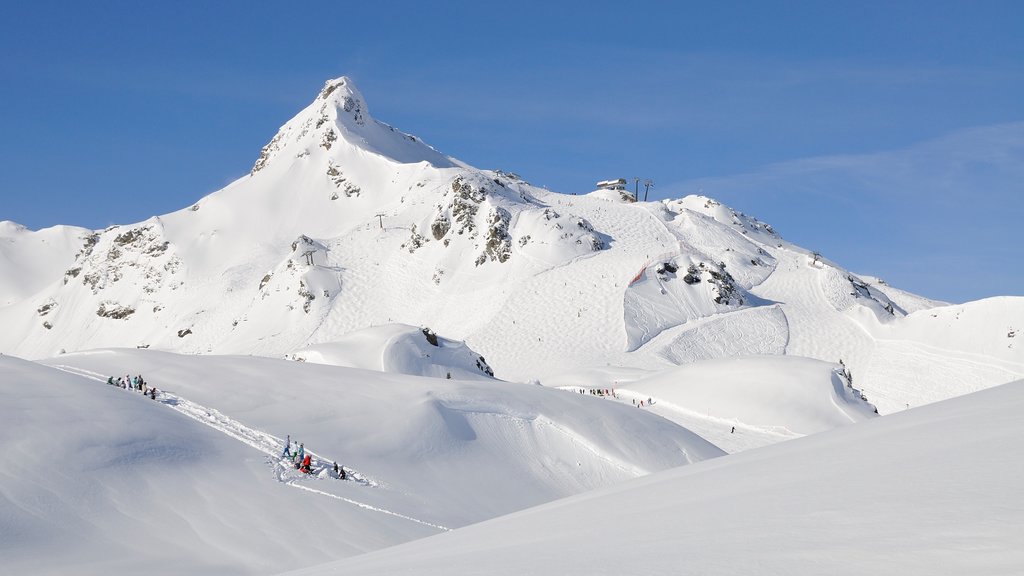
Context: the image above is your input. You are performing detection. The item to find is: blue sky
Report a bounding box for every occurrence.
[1,1,1021,303]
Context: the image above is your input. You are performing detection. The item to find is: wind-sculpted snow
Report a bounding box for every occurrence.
[2,73,1022,575]
[50,362,458,535]
[0,74,1019,421]
[38,348,722,526]
[0,221,89,306]
[288,380,1024,576]
[819,265,901,320]
[652,305,789,365]
[0,355,441,575]
[6,348,722,573]
[251,76,455,172]
[542,354,872,454]
[623,259,753,352]
[290,324,495,380]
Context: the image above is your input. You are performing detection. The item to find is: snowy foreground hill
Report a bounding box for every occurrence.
[1,76,1023,574]
[287,378,1024,576]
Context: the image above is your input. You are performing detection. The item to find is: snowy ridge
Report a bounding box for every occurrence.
[0,76,1018,420]
[51,363,382,487]
[2,73,1022,575]
[288,378,1024,576]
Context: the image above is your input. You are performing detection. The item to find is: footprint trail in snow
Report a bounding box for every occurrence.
[51,364,450,532]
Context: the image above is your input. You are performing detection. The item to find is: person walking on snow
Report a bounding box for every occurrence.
[297,443,305,461]
[282,435,292,458]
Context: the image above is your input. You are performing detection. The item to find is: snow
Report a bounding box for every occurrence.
[1,346,720,573]
[544,354,875,454]
[288,323,495,380]
[0,354,438,575]
[0,77,1018,421]
[0,221,89,306]
[285,379,1024,576]
[1,74,1021,574]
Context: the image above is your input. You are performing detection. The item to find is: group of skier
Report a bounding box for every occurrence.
[104,378,347,481]
[107,373,158,400]
[281,435,346,480]
[580,387,654,408]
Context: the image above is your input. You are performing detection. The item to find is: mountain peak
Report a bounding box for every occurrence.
[316,76,370,127]
[250,75,451,175]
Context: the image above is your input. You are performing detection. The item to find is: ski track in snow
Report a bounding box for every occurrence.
[563,387,799,453]
[652,305,789,364]
[50,363,450,532]
[750,248,877,372]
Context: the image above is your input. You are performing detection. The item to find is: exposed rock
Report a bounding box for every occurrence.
[63,267,81,285]
[37,300,57,316]
[476,207,512,266]
[298,281,315,313]
[251,132,283,174]
[319,80,341,100]
[431,214,451,240]
[476,356,494,377]
[341,96,364,125]
[325,163,360,197]
[97,302,135,320]
[683,264,702,285]
[404,224,428,253]
[321,129,337,150]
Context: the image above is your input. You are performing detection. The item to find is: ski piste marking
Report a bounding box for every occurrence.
[51,363,449,532]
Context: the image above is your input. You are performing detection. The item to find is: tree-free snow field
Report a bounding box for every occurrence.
[285,379,1024,576]
[3,349,720,574]
[1,75,1021,575]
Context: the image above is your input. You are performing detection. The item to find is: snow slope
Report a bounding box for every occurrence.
[2,347,721,574]
[1,74,1021,575]
[287,323,495,380]
[0,74,1019,420]
[0,354,437,575]
[544,354,876,454]
[286,378,1024,576]
[0,221,88,306]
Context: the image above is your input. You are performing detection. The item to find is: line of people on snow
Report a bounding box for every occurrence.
[107,374,158,400]
[580,388,617,398]
[281,435,346,480]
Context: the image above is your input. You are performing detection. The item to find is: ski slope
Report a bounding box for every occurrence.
[0,76,1019,420]
[1,347,724,574]
[286,378,1024,576]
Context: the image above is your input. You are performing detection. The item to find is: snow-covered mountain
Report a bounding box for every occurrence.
[2,76,1019,415]
[2,75,1022,575]
[4,76,1019,412]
